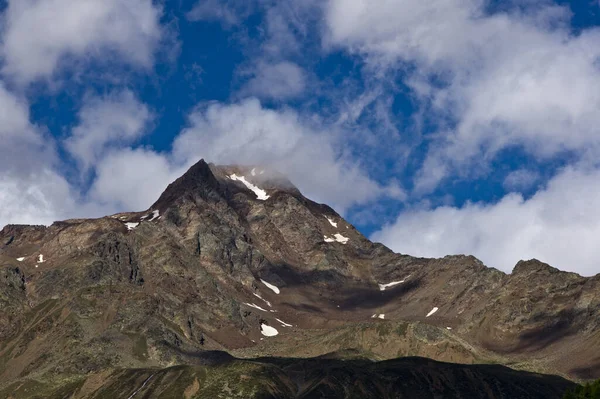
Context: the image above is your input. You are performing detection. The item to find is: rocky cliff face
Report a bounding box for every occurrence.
[0,159,598,397]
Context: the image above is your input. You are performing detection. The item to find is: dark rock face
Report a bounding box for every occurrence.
[91,234,143,285]
[0,159,598,397]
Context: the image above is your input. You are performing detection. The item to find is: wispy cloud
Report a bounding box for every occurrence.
[65,90,153,172]
[325,0,600,191]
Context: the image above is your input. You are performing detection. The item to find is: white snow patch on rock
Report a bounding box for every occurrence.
[446,327,452,330]
[378,314,385,319]
[276,318,292,327]
[253,293,272,307]
[148,210,160,221]
[261,279,280,294]
[229,174,270,200]
[251,168,256,176]
[244,303,268,312]
[260,323,279,337]
[324,234,349,244]
[16,257,25,262]
[371,314,377,318]
[37,255,45,263]
[333,233,349,244]
[324,216,338,227]
[378,278,408,291]
[426,307,439,317]
[125,222,139,231]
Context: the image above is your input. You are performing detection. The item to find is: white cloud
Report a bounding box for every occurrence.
[0,83,54,174]
[89,148,184,211]
[372,166,600,276]
[503,169,540,192]
[65,90,153,171]
[0,170,76,227]
[241,61,307,100]
[324,0,600,191]
[0,81,84,227]
[172,98,402,212]
[187,0,248,27]
[1,0,163,84]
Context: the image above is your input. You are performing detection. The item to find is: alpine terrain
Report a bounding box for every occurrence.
[0,159,598,398]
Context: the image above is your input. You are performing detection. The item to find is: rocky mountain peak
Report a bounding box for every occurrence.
[511,258,561,276]
[151,159,223,211]
[151,159,303,213]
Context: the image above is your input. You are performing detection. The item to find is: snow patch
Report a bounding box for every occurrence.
[446,327,452,330]
[372,313,385,319]
[16,257,25,262]
[324,216,338,227]
[426,307,439,317]
[261,279,280,294]
[260,323,279,337]
[371,314,377,318]
[253,293,272,307]
[37,255,45,263]
[378,278,408,291]
[378,314,385,319]
[244,303,268,312]
[276,318,292,327]
[251,168,256,176]
[148,210,160,221]
[229,174,270,200]
[323,233,349,244]
[125,222,139,231]
[333,233,349,244]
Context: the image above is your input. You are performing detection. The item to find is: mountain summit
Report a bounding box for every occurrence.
[0,160,597,397]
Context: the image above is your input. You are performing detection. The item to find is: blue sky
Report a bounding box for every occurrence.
[1,0,600,276]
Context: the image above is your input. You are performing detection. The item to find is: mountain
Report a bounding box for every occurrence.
[0,159,597,398]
